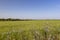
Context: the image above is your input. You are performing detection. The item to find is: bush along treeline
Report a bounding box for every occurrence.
[0,18,33,21]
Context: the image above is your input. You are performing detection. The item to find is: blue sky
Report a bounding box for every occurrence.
[0,0,60,19]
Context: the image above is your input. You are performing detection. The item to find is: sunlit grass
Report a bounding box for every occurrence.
[0,20,60,40]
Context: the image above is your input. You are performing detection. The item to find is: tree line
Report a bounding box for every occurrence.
[0,18,33,21]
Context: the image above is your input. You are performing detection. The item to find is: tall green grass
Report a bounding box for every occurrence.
[0,20,60,40]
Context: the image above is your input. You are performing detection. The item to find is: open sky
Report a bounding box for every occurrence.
[0,0,60,19]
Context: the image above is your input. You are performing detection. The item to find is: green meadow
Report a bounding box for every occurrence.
[0,20,60,40]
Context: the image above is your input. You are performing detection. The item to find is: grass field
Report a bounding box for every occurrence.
[0,20,60,40]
